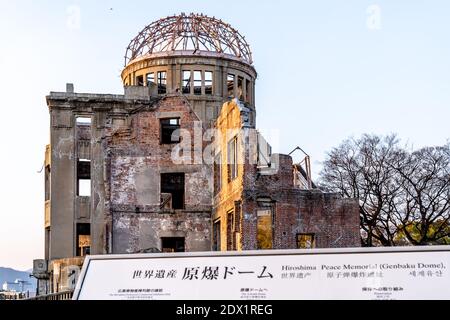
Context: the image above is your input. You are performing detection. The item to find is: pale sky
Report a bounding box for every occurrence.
[0,0,449,270]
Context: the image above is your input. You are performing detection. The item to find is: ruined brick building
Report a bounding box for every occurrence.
[34,13,360,294]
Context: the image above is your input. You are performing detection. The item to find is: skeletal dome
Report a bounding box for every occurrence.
[124,13,253,66]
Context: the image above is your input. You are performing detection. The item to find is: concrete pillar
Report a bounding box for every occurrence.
[174,64,181,93]
[90,111,107,254]
[215,65,222,97]
[49,110,76,259]
[222,67,229,100]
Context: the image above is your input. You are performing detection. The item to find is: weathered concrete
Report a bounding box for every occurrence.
[103,95,213,254]
[49,257,84,293]
[45,89,160,261]
[112,212,211,253]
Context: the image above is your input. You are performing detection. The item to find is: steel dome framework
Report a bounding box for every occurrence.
[125,13,253,66]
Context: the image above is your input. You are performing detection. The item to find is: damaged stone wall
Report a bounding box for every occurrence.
[46,88,358,270]
[212,100,249,251]
[112,212,211,253]
[103,95,212,253]
[46,90,162,260]
[242,154,360,249]
[49,257,85,293]
[213,100,360,252]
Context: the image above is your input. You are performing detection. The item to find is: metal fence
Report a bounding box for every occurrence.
[22,290,74,301]
[0,292,30,300]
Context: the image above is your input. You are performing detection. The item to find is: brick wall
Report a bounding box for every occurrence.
[241,154,360,250]
[213,100,360,252]
[103,95,212,253]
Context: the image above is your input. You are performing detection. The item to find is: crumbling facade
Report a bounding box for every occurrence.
[34,13,360,295]
[104,94,212,254]
[212,100,360,251]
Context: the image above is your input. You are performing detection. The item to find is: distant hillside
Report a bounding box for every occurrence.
[0,267,37,292]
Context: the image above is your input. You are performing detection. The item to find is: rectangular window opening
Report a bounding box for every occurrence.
[227,136,238,182]
[146,72,155,86]
[297,234,315,249]
[77,159,91,197]
[161,173,185,210]
[237,76,244,101]
[257,208,273,250]
[161,237,185,253]
[213,220,221,251]
[205,71,213,95]
[194,70,202,95]
[182,70,192,94]
[160,118,181,144]
[136,75,144,86]
[157,71,167,94]
[78,180,91,197]
[227,74,235,98]
[245,79,251,103]
[76,117,91,125]
[76,223,91,257]
[76,116,92,142]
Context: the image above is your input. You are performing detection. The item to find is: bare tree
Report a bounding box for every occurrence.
[320,134,402,246]
[391,145,450,245]
[320,134,450,246]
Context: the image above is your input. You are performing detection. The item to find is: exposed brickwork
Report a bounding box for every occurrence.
[103,95,212,253]
[214,100,360,251]
[47,90,359,262]
[241,189,360,250]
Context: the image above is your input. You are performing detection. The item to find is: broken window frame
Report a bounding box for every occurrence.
[182,70,192,94]
[257,132,272,168]
[160,173,185,210]
[157,71,167,94]
[160,118,181,144]
[76,223,91,257]
[257,209,274,250]
[227,74,235,98]
[212,219,221,251]
[136,75,144,86]
[77,159,91,197]
[257,199,275,250]
[146,72,155,86]
[245,78,251,103]
[204,71,213,95]
[296,233,315,249]
[237,76,244,101]
[227,136,238,182]
[76,117,92,125]
[161,237,185,253]
[193,70,202,95]
[76,116,91,197]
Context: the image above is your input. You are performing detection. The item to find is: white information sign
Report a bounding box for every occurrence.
[73,246,450,300]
